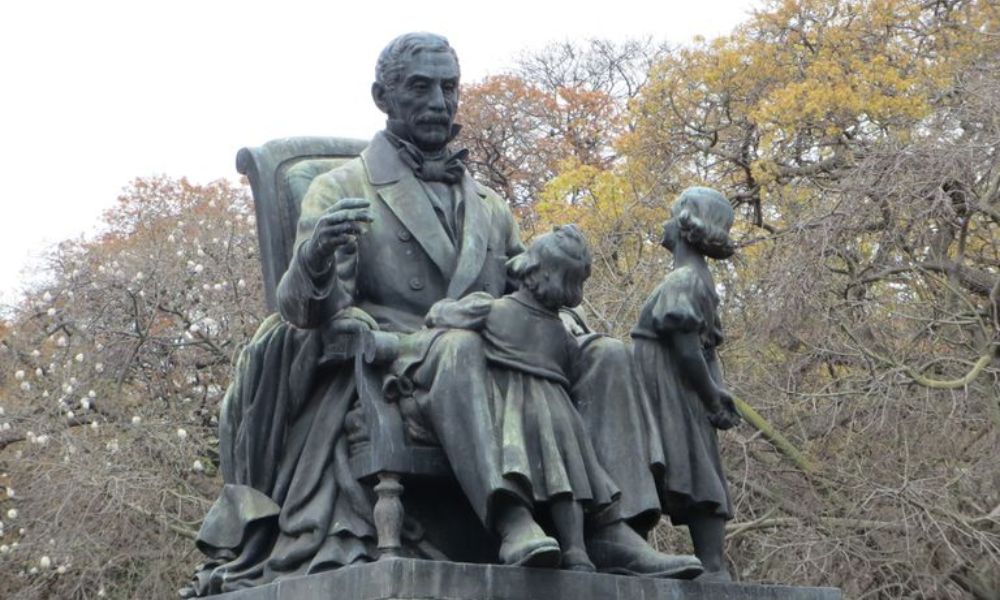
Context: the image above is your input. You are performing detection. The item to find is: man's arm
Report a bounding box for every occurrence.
[500,199,526,294]
[276,174,369,328]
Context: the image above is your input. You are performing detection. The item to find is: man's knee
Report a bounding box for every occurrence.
[579,336,631,373]
[412,329,490,427]
[431,329,485,362]
[415,329,487,387]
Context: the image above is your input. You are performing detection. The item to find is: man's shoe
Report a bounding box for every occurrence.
[587,522,702,579]
[695,569,733,583]
[498,518,561,568]
[561,547,596,573]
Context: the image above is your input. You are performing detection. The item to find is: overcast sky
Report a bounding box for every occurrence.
[0,0,755,306]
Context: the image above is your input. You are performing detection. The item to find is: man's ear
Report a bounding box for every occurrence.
[371,82,391,115]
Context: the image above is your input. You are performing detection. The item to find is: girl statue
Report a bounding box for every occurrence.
[472,224,620,572]
[630,187,741,581]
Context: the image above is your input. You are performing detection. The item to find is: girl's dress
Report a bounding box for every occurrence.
[630,265,733,524]
[481,290,619,509]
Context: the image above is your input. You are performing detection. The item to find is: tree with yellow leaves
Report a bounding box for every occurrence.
[461,2,999,596]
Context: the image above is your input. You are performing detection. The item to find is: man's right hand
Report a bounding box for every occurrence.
[304,198,372,273]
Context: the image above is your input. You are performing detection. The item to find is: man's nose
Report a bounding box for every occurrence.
[426,84,446,111]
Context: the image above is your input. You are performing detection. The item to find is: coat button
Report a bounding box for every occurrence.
[408,277,424,290]
[397,228,413,242]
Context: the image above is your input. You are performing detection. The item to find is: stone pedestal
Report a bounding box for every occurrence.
[207,558,841,600]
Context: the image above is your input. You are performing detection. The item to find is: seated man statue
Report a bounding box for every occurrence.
[183,32,700,597]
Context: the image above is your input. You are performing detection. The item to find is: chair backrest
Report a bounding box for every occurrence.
[236,137,369,311]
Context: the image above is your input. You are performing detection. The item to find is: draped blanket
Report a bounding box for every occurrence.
[184,316,377,597]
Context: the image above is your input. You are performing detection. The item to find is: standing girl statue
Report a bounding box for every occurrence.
[631,187,741,581]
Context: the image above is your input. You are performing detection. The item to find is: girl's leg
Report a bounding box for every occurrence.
[550,498,595,572]
[686,511,731,580]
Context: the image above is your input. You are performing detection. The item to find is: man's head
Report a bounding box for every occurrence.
[372,32,461,152]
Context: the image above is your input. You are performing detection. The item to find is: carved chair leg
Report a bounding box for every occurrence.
[373,472,404,558]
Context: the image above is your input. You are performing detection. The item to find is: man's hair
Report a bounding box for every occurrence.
[375,32,460,90]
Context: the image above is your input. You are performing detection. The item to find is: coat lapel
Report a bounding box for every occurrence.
[446,174,491,299]
[363,133,457,278]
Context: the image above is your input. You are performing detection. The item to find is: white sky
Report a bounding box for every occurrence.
[0,0,755,306]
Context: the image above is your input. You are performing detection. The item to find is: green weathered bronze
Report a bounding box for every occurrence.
[183,33,702,597]
[631,186,741,581]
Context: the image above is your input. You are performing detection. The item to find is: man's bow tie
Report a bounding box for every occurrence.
[385,128,469,184]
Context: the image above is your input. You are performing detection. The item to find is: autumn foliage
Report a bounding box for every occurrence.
[1,2,998,598]
[461,2,999,597]
[0,177,264,598]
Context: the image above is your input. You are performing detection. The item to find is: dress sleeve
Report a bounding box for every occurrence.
[649,270,709,335]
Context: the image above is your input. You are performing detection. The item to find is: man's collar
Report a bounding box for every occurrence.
[362,128,468,186]
[362,131,412,186]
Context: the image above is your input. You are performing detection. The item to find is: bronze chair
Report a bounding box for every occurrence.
[237,138,452,559]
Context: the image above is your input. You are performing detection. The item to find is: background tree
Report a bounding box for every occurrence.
[0,176,263,599]
[1,2,998,597]
[505,2,1000,597]
[457,38,664,233]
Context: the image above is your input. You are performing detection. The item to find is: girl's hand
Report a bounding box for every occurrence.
[709,389,741,430]
[425,292,494,330]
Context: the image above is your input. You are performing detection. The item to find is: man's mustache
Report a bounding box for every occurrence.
[415,115,451,125]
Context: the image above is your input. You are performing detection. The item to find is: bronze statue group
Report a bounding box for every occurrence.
[183,32,743,597]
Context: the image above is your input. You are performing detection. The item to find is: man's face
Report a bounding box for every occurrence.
[376,50,460,152]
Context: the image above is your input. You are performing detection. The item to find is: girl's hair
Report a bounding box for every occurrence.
[507,224,592,309]
[661,186,736,259]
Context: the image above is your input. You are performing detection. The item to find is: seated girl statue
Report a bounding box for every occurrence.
[427,224,619,572]
[484,224,621,572]
[630,186,741,581]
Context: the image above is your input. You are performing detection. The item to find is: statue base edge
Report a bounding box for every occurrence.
[204,557,842,600]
